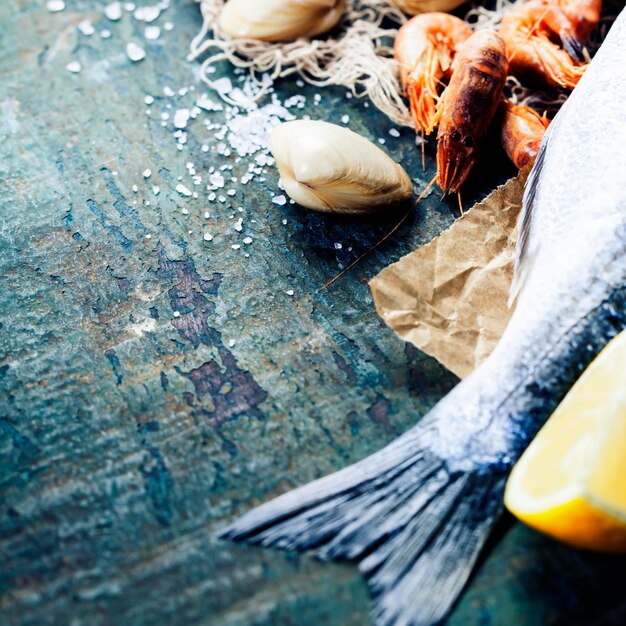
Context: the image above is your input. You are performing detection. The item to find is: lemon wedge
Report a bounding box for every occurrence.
[505,330,626,552]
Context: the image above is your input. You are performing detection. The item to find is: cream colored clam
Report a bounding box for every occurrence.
[218,0,346,42]
[391,0,467,14]
[270,120,413,214]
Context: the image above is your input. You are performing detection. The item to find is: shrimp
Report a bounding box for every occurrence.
[436,30,509,194]
[499,101,550,169]
[394,13,472,136]
[499,0,587,89]
[540,0,602,60]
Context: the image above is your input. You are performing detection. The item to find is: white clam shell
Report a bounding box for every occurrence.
[270,120,413,214]
[218,0,346,42]
[391,0,467,14]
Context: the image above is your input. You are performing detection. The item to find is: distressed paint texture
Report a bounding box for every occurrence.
[1,2,625,626]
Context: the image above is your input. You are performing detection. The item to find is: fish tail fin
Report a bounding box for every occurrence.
[220,425,506,626]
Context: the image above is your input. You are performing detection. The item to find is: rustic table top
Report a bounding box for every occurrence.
[1,2,625,625]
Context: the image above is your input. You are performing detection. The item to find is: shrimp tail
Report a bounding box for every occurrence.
[220,421,506,626]
[406,47,444,135]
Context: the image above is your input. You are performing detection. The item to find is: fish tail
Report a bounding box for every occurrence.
[220,421,507,626]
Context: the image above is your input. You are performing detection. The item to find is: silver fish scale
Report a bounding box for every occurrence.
[431,10,626,470]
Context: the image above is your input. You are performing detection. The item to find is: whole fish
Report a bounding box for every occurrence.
[221,10,626,626]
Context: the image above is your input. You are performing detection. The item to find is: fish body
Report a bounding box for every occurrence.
[222,10,626,626]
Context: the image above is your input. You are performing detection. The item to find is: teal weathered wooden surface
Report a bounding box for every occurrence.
[1,2,625,626]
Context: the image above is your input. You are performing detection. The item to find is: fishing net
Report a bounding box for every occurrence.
[188,0,412,126]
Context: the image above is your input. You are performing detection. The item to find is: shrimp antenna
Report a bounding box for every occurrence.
[316,174,438,294]
[457,189,464,215]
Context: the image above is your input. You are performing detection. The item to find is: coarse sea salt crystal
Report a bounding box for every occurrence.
[143,169,152,178]
[163,21,174,31]
[78,20,95,35]
[389,128,400,138]
[286,289,294,296]
[126,43,146,62]
[134,3,164,22]
[124,2,136,10]
[105,2,123,20]
[203,232,213,241]
[144,26,161,41]
[176,184,192,197]
[66,61,82,73]
[173,311,180,318]
[243,237,252,245]
[46,0,65,11]
[144,95,154,105]
[173,108,190,129]
[209,173,224,188]
[341,115,350,124]
[101,29,112,39]
[272,195,287,206]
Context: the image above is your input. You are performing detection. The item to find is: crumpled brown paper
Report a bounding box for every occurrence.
[370,169,528,379]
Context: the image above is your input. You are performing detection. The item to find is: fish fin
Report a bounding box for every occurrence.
[560,30,584,62]
[220,425,506,626]
[509,110,560,306]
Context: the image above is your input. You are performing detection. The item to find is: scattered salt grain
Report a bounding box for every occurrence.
[173,108,190,129]
[126,43,146,62]
[243,237,252,245]
[378,138,386,145]
[173,311,180,318]
[203,211,210,219]
[228,339,236,347]
[142,169,151,178]
[341,115,350,124]
[78,20,95,36]
[105,2,122,21]
[272,195,287,206]
[181,208,189,215]
[334,243,342,250]
[203,232,213,241]
[286,290,294,296]
[144,95,154,105]
[66,61,82,73]
[152,185,160,195]
[163,21,174,31]
[176,184,192,197]
[145,26,161,41]
[209,172,224,188]
[389,128,400,138]
[101,29,112,39]
[46,0,65,12]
